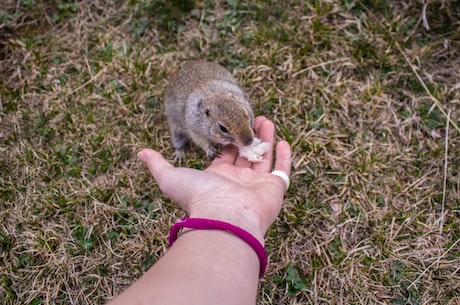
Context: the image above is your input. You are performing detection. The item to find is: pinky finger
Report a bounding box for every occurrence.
[273,141,291,176]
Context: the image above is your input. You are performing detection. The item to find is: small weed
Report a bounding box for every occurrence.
[97,43,114,62]
[35,113,56,140]
[142,253,156,270]
[73,224,95,252]
[128,18,150,38]
[418,103,445,130]
[54,2,80,23]
[329,236,346,265]
[27,298,42,305]
[127,0,195,33]
[0,231,13,253]
[276,265,310,296]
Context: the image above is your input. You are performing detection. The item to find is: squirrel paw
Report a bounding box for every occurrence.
[172,150,186,163]
[206,144,221,160]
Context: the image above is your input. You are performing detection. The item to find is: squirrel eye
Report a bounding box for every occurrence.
[205,109,210,117]
[218,123,229,133]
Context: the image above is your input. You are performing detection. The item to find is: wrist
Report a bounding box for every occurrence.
[169,217,268,278]
[188,204,265,245]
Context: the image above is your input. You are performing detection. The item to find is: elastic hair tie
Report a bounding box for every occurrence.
[169,217,268,278]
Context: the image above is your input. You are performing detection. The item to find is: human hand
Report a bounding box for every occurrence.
[138,116,291,243]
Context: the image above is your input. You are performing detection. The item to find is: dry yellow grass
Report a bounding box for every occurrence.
[1,0,459,304]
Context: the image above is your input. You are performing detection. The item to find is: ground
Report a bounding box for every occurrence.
[1,0,459,304]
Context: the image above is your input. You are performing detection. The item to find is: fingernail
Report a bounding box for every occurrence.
[137,150,147,162]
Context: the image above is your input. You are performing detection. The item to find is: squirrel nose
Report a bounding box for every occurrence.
[242,134,253,146]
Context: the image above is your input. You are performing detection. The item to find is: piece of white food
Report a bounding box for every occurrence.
[238,137,270,162]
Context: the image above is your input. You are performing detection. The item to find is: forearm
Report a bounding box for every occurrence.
[115,128,291,305]
[108,228,260,305]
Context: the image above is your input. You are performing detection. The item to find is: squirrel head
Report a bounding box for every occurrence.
[199,93,254,147]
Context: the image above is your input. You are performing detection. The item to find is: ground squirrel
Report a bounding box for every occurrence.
[164,60,255,161]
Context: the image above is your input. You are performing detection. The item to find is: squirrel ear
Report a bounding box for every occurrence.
[197,97,204,109]
[196,97,210,117]
[197,98,209,116]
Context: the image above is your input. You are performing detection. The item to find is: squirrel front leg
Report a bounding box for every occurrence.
[205,143,221,160]
[189,133,221,160]
[169,125,189,163]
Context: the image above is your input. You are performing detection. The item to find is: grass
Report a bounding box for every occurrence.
[1,0,459,304]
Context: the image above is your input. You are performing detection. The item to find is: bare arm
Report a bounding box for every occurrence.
[108,116,292,305]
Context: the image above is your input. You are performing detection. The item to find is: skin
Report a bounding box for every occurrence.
[107,116,292,305]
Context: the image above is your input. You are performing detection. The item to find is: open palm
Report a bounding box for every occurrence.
[138,116,291,241]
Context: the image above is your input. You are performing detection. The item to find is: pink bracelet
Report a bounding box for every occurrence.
[169,217,268,278]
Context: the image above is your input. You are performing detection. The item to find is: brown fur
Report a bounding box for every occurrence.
[164,60,254,160]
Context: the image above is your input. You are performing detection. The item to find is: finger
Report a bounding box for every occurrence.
[138,149,200,210]
[253,115,269,132]
[251,117,275,172]
[273,141,291,176]
[235,116,275,171]
[269,141,291,192]
[138,149,186,201]
[211,116,270,167]
[138,149,175,184]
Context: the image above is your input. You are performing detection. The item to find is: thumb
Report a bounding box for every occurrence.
[137,149,197,209]
[138,149,175,189]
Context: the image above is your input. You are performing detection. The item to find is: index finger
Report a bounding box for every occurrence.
[252,116,275,173]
